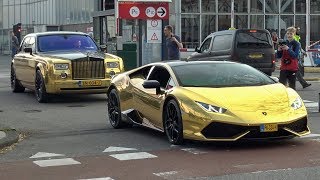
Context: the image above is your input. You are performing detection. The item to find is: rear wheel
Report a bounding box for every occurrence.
[163,99,184,145]
[35,70,48,103]
[107,89,125,128]
[11,66,25,93]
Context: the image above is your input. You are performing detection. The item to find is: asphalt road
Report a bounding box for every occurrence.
[1,55,320,180]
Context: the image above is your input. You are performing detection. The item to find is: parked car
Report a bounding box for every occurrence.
[107,60,310,144]
[11,31,124,103]
[188,29,276,75]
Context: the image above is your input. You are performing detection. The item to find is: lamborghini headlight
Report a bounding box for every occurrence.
[107,62,119,68]
[54,63,69,70]
[196,101,227,114]
[291,97,303,110]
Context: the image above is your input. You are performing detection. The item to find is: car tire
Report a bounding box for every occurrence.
[107,89,125,128]
[11,66,25,93]
[163,99,184,145]
[35,70,49,103]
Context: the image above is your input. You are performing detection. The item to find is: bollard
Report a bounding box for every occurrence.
[319,93,320,113]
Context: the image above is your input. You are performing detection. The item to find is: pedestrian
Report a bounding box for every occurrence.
[164,25,183,60]
[11,31,19,58]
[271,32,278,50]
[294,26,311,88]
[277,27,300,90]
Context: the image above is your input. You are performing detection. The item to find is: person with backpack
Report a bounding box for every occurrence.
[277,27,300,90]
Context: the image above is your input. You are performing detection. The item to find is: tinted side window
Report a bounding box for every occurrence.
[200,37,212,52]
[212,35,232,51]
[19,37,30,52]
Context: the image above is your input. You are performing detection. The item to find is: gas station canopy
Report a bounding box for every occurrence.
[118,0,172,2]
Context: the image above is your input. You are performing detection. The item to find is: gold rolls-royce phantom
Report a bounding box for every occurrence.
[11,31,124,103]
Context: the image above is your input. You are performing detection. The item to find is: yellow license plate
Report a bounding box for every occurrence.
[82,80,102,86]
[260,124,278,132]
[249,54,263,58]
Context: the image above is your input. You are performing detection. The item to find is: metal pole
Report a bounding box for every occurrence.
[231,0,234,28]
[318,93,320,112]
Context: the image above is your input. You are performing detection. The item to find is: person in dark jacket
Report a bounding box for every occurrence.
[277,27,300,90]
[11,32,19,58]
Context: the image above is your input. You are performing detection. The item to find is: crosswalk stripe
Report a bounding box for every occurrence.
[110,152,157,161]
[181,148,208,155]
[78,178,114,180]
[33,158,81,167]
[153,171,178,178]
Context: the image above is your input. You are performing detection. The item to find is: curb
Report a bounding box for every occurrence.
[0,129,19,149]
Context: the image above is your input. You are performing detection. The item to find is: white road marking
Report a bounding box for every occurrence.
[33,158,81,167]
[181,148,207,155]
[103,146,137,153]
[304,102,319,108]
[30,152,65,159]
[78,178,114,180]
[251,168,292,174]
[300,133,320,138]
[110,152,157,161]
[303,100,314,103]
[153,171,178,178]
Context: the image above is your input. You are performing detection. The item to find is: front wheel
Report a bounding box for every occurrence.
[11,66,25,93]
[163,99,184,145]
[107,89,125,128]
[35,70,48,103]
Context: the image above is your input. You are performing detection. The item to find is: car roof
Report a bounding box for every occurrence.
[149,60,237,67]
[25,31,88,37]
[207,29,270,37]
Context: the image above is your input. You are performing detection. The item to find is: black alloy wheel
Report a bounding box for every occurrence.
[11,66,25,93]
[164,99,184,145]
[108,89,124,128]
[35,70,48,103]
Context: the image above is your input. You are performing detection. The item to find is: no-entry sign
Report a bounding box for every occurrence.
[119,2,169,20]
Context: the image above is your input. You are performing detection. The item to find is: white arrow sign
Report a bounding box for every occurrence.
[157,7,167,18]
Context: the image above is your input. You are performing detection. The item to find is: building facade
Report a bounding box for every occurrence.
[0,0,98,54]
[1,0,320,59]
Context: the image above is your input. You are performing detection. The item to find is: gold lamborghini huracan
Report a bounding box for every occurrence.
[107,61,310,144]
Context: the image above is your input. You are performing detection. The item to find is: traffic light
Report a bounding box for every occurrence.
[13,23,22,43]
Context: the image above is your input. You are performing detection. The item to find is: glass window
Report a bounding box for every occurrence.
[265,15,279,34]
[200,37,212,52]
[250,15,264,29]
[295,0,306,14]
[166,77,176,90]
[235,15,248,29]
[181,14,200,49]
[218,0,231,13]
[280,0,293,13]
[181,0,199,13]
[172,63,275,87]
[236,31,272,48]
[250,0,263,13]
[279,15,294,38]
[202,0,215,13]
[295,15,306,48]
[201,15,216,41]
[265,0,279,14]
[218,15,231,31]
[234,0,248,13]
[310,0,320,14]
[212,35,232,51]
[310,15,320,43]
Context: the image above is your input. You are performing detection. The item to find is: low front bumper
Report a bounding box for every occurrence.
[184,116,310,141]
[46,78,111,94]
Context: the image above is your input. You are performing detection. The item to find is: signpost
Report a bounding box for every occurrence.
[118,2,169,20]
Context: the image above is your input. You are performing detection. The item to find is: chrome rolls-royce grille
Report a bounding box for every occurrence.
[72,58,105,79]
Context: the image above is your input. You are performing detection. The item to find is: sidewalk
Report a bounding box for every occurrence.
[0,129,19,149]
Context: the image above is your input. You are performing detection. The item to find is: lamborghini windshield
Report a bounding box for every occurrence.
[38,34,98,52]
[171,63,275,87]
